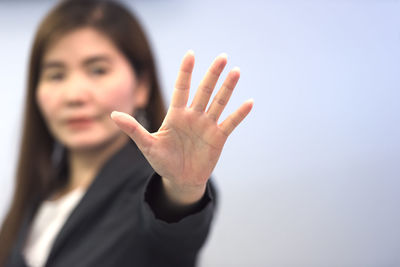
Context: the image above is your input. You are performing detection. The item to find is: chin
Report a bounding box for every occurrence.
[60,132,123,152]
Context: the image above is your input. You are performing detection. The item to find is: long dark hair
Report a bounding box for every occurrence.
[0,0,165,264]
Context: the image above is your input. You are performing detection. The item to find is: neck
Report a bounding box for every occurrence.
[65,135,129,194]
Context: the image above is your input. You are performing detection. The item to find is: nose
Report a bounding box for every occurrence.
[62,72,92,107]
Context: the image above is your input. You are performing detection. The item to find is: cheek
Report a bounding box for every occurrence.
[36,87,59,120]
[99,74,136,114]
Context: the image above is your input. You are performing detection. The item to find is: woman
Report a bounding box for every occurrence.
[0,0,253,266]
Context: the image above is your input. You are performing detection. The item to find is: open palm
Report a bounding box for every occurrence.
[111,51,253,203]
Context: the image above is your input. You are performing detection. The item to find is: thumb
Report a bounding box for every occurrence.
[111,111,154,151]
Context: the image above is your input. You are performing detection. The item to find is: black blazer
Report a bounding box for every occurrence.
[5,141,216,267]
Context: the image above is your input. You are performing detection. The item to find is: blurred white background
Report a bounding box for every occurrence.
[0,0,399,266]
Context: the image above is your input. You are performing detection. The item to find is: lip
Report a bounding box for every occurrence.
[65,117,96,129]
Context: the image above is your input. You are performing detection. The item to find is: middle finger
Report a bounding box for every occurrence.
[190,53,227,112]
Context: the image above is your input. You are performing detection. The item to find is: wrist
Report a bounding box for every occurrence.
[161,177,207,206]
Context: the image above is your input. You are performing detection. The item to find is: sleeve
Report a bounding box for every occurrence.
[140,173,217,267]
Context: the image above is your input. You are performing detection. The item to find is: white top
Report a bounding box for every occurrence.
[23,188,86,267]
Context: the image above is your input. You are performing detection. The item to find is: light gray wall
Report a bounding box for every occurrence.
[1,0,399,266]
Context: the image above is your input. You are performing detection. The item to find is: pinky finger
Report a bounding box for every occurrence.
[220,99,254,136]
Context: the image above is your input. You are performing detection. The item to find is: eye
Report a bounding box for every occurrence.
[89,65,109,76]
[43,71,65,82]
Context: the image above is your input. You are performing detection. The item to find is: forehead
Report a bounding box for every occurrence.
[43,27,121,63]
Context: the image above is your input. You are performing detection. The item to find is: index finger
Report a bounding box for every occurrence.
[170,50,195,108]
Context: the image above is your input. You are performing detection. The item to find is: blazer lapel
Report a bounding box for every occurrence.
[44,141,152,266]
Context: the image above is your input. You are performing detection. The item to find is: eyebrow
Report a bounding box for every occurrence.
[82,55,112,66]
[41,61,65,70]
[41,55,112,70]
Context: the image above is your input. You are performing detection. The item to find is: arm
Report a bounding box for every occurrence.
[145,173,215,222]
[139,173,216,267]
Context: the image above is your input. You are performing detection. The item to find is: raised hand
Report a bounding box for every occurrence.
[111,51,253,205]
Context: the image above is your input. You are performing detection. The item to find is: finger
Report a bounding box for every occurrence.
[207,67,240,121]
[111,111,154,152]
[190,53,227,112]
[220,99,254,136]
[170,50,195,108]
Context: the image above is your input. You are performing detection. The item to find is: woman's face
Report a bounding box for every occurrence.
[36,27,148,151]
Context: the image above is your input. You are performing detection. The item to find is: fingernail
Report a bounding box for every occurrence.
[232,66,241,72]
[110,111,123,119]
[219,52,228,59]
